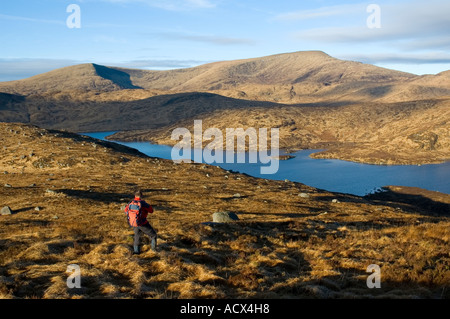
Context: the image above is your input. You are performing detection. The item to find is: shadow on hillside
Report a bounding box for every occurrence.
[236,211,312,219]
[45,129,150,158]
[164,221,449,299]
[170,220,313,296]
[313,192,367,204]
[10,207,35,214]
[54,189,175,214]
[26,90,358,133]
[269,265,448,298]
[56,189,132,203]
[364,187,450,217]
[92,64,143,90]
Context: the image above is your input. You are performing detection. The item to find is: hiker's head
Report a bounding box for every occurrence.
[135,190,143,199]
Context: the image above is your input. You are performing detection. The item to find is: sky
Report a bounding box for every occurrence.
[0,0,450,81]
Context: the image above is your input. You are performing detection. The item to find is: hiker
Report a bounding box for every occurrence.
[124,190,157,254]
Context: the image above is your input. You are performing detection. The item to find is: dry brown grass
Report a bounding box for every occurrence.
[0,123,449,299]
[111,98,450,165]
[1,52,449,166]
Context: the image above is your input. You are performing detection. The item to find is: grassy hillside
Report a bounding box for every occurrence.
[1,123,449,299]
[0,51,449,166]
[0,51,438,104]
[110,98,450,165]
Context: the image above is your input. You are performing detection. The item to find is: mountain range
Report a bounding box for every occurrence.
[0,51,449,164]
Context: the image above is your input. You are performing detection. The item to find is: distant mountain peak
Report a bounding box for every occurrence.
[0,51,447,103]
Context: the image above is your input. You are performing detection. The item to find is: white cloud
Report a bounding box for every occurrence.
[290,0,450,47]
[99,0,217,10]
[0,13,65,25]
[185,0,215,9]
[0,57,208,81]
[339,52,450,65]
[155,31,256,45]
[0,59,83,81]
[274,4,364,21]
[111,58,207,69]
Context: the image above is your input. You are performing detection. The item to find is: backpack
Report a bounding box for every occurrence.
[126,200,143,227]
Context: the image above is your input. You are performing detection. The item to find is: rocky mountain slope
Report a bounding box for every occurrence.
[1,123,449,299]
[111,98,450,165]
[0,51,449,165]
[1,51,445,103]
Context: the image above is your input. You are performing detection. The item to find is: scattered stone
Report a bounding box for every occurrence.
[319,211,328,216]
[1,206,13,215]
[34,207,41,211]
[212,211,239,223]
[4,184,12,188]
[298,193,310,198]
[332,199,340,203]
[29,184,36,187]
[52,215,59,220]
[45,189,58,195]
[233,193,241,198]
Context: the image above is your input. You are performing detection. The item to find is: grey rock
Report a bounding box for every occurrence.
[4,184,12,188]
[332,199,340,203]
[298,193,310,198]
[212,211,239,223]
[1,206,13,215]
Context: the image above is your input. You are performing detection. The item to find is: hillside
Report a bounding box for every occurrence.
[1,123,449,299]
[0,64,143,95]
[110,98,450,165]
[0,51,438,103]
[0,51,449,165]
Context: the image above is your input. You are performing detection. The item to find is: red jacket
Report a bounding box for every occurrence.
[124,197,153,226]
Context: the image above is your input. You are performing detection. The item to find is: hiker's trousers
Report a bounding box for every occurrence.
[133,223,157,247]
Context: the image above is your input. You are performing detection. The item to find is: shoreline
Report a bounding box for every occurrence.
[90,133,450,197]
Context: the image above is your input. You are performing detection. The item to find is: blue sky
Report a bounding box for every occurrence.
[1,0,449,81]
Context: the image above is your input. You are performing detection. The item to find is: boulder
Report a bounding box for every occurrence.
[212,211,239,223]
[1,206,13,215]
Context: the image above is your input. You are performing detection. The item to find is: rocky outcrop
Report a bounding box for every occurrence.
[212,211,239,223]
[408,132,439,150]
